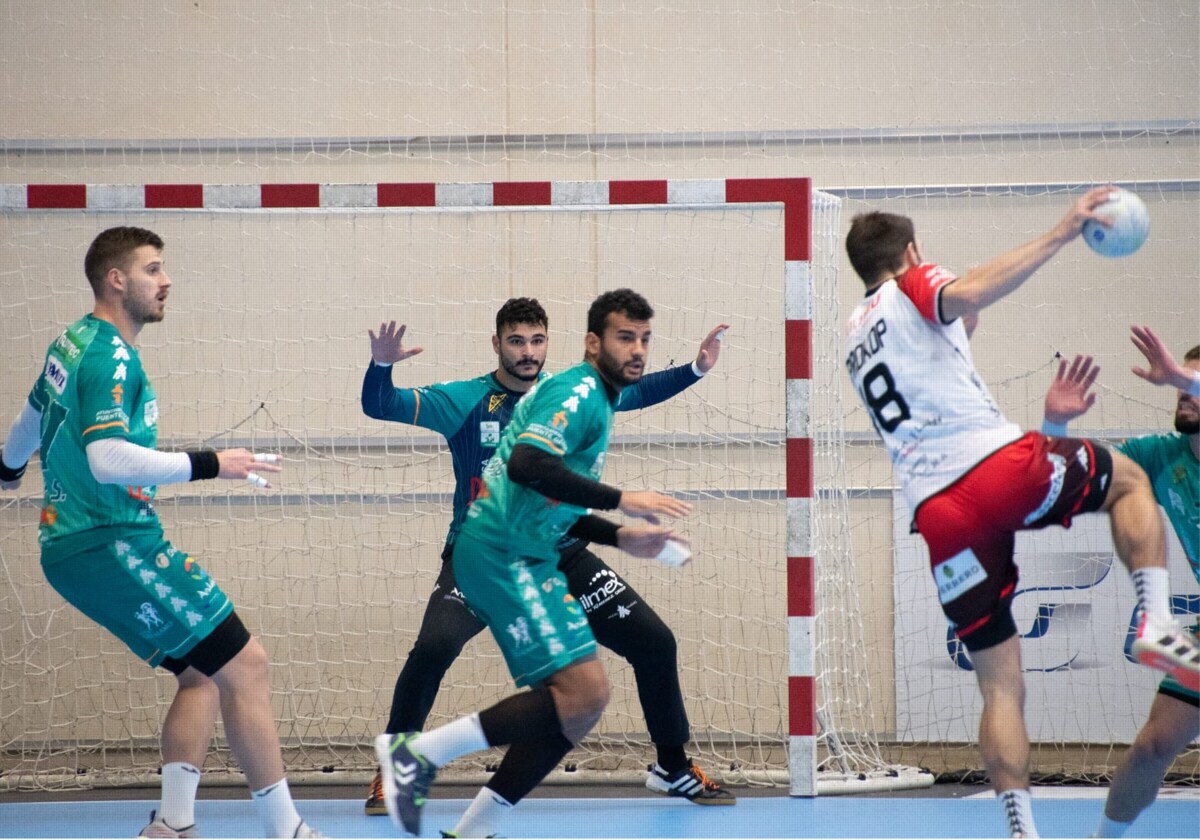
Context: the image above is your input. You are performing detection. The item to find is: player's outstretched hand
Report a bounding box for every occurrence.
[217,449,283,489]
[1130,325,1192,391]
[369,320,425,366]
[1044,354,1099,425]
[1058,185,1118,240]
[694,323,731,374]
[617,524,686,560]
[618,490,692,523]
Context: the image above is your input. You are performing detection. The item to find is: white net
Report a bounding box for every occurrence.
[1,0,1196,791]
[0,189,918,791]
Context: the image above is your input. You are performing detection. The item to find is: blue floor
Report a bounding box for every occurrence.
[0,794,1196,839]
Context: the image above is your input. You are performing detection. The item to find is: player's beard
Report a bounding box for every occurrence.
[1175,406,1199,435]
[595,346,643,387]
[125,288,166,325]
[500,354,543,383]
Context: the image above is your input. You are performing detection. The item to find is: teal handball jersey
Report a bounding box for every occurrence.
[463,361,616,561]
[1119,432,1199,583]
[29,315,162,549]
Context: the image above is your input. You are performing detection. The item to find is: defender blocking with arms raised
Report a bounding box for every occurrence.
[0,227,321,838]
[843,189,1200,839]
[376,289,692,838]
[360,297,733,826]
[1042,328,1200,838]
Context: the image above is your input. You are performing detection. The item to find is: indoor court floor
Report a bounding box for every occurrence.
[0,786,1195,838]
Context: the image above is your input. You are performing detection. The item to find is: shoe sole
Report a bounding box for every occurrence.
[1134,646,1200,692]
[374,734,411,835]
[364,802,388,816]
[645,777,737,805]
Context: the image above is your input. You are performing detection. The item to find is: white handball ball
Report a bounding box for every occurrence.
[1083,188,1149,258]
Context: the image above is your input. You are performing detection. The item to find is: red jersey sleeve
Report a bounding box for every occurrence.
[896,263,958,324]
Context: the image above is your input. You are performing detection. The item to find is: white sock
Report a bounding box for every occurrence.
[1000,788,1038,838]
[1132,568,1172,622]
[1094,814,1132,838]
[251,777,302,838]
[159,761,201,828]
[453,786,514,838]
[412,713,489,768]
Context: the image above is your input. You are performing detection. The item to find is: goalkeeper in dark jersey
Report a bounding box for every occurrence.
[361,296,734,829]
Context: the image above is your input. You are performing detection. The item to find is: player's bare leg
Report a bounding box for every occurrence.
[141,668,219,835]
[1098,693,1200,835]
[970,635,1038,838]
[1102,451,1200,687]
[211,638,321,837]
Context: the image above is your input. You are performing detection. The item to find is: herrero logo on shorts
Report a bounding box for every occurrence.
[934,548,987,604]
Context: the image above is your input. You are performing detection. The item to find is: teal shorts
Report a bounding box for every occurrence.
[452,530,597,688]
[42,528,234,669]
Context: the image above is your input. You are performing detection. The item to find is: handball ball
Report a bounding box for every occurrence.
[1083,188,1149,258]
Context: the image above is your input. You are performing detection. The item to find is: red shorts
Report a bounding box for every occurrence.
[913,432,1113,651]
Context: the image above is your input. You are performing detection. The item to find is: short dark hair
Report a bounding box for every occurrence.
[845,211,915,285]
[1186,345,1199,363]
[587,288,654,337]
[84,226,164,294]
[495,297,548,336]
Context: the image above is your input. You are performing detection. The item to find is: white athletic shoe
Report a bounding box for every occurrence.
[138,810,199,838]
[1132,614,1200,692]
[292,821,325,838]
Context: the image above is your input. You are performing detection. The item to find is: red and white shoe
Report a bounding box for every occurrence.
[1132,614,1200,692]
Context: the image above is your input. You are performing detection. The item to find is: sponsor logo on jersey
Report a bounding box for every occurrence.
[44,358,69,396]
[506,617,534,649]
[111,383,124,405]
[144,399,158,427]
[155,553,171,569]
[479,420,500,445]
[54,331,83,362]
[551,410,568,429]
[488,394,507,413]
[40,504,57,526]
[578,569,627,613]
[134,603,168,636]
[934,548,987,604]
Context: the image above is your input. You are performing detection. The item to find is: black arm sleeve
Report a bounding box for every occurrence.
[566,514,621,548]
[507,443,622,510]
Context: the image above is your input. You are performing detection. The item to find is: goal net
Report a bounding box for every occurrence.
[0,179,924,793]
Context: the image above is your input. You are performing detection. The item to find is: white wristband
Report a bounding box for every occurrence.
[1188,372,1200,398]
[691,361,705,378]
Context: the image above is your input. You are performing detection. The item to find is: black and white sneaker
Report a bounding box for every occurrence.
[645,762,736,805]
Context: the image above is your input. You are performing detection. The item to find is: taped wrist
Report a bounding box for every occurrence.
[0,449,27,482]
[187,450,220,481]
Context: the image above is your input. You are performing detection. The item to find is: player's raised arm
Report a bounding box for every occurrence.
[940,186,1116,321]
[616,322,729,412]
[1042,354,1101,434]
[1130,324,1200,395]
[369,320,424,367]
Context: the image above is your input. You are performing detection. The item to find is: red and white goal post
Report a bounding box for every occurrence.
[0,178,930,794]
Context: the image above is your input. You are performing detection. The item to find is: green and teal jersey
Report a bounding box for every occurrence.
[362,358,700,548]
[1119,432,1199,584]
[28,315,162,552]
[462,361,616,561]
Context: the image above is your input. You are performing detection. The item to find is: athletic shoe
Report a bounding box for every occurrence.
[645,762,736,805]
[292,822,325,838]
[375,731,437,836]
[138,810,199,838]
[439,833,497,838]
[364,768,388,816]
[1132,614,1200,692]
